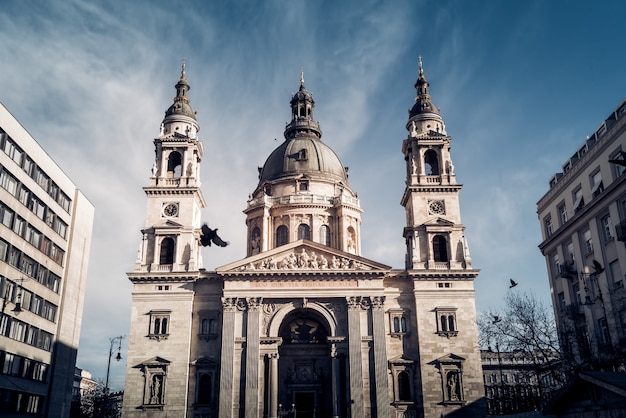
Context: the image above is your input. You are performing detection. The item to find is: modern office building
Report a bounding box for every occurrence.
[537,99,626,372]
[0,103,94,417]
[122,63,485,418]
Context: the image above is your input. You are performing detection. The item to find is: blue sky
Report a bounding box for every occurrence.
[1,0,625,391]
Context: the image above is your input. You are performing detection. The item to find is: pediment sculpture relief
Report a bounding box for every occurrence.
[238,248,370,271]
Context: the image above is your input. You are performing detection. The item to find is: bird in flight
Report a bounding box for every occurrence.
[200,224,229,247]
[509,278,518,288]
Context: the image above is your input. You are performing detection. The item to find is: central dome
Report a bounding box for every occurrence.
[258,136,348,183]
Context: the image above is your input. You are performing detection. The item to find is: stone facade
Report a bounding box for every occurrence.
[122,62,485,418]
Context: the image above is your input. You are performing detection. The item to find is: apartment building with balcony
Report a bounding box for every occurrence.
[0,103,94,417]
[537,99,626,372]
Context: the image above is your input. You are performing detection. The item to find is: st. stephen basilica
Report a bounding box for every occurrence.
[121,62,485,418]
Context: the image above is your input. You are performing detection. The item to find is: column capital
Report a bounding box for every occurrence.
[247,297,263,311]
[222,297,238,312]
[346,296,370,310]
[371,295,385,309]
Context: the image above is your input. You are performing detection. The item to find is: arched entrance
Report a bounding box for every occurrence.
[276,308,333,418]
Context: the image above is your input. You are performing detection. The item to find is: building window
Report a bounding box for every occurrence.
[0,203,14,228]
[199,311,219,340]
[390,358,415,404]
[13,216,25,237]
[435,307,458,337]
[398,371,411,401]
[3,137,24,166]
[197,373,214,404]
[583,229,593,254]
[0,168,18,196]
[195,357,217,406]
[598,317,610,345]
[319,225,331,246]
[433,235,448,262]
[609,260,623,288]
[558,203,568,226]
[299,180,308,191]
[600,214,613,242]
[424,149,439,175]
[389,309,410,338]
[610,149,626,178]
[297,223,311,240]
[275,225,288,247]
[573,188,584,213]
[149,311,171,341]
[167,151,182,178]
[544,216,553,237]
[159,237,175,265]
[591,171,604,198]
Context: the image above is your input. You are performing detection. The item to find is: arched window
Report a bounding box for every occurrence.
[433,235,448,262]
[276,225,288,247]
[393,317,400,333]
[398,371,411,401]
[201,319,209,334]
[297,224,311,240]
[401,316,407,332]
[441,315,448,332]
[198,373,212,404]
[319,225,331,246]
[448,315,455,332]
[424,150,439,175]
[159,237,175,264]
[167,151,182,178]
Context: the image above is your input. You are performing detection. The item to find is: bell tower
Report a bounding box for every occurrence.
[401,58,472,271]
[136,63,206,273]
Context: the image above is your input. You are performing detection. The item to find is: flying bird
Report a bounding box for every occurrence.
[200,224,229,247]
[609,151,626,167]
[492,316,502,324]
[509,279,518,288]
[592,259,604,274]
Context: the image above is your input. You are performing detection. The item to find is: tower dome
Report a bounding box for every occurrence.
[244,73,361,256]
[161,63,199,139]
[258,137,348,184]
[406,57,446,136]
[257,73,349,186]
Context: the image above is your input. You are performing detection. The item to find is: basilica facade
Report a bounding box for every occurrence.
[121,63,485,418]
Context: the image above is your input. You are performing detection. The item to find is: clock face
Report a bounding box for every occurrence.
[162,202,179,217]
[429,200,445,215]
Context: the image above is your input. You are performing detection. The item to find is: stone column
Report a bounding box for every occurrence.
[330,343,340,418]
[346,296,364,418]
[218,298,237,418]
[245,297,262,418]
[371,296,390,418]
[268,353,279,418]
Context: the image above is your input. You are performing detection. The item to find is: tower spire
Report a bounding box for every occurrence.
[284,70,321,140]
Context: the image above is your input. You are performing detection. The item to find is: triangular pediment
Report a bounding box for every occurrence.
[389,355,416,365]
[423,217,455,226]
[151,219,184,229]
[216,239,390,276]
[138,356,171,366]
[436,353,465,363]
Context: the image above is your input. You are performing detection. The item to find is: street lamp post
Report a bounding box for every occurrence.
[105,336,124,396]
